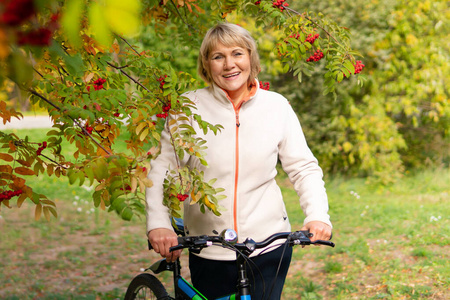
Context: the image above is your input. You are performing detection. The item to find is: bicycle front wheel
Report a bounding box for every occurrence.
[124,273,172,300]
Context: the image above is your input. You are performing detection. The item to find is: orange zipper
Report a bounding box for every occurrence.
[233,107,240,233]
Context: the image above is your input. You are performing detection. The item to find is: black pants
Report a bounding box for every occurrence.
[189,244,293,300]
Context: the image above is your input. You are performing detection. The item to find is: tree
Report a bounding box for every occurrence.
[266,0,449,184]
[0,0,365,221]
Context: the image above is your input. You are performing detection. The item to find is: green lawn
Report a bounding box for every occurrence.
[0,129,449,299]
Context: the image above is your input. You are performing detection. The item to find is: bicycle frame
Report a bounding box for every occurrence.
[149,252,252,300]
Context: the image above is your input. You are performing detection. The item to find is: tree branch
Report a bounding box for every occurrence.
[285,7,340,44]
[117,35,141,57]
[27,88,112,156]
[106,62,165,105]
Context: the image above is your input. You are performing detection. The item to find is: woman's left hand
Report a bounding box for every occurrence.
[301,221,332,242]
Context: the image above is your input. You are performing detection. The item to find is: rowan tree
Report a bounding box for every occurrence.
[0,0,365,222]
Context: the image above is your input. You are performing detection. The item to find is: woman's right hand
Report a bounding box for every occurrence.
[148,228,182,262]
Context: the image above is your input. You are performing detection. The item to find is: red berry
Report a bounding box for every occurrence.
[0,0,35,26]
[353,60,365,74]
[17,28,53,46]
[259,81,270,91]
[93,78,106,90]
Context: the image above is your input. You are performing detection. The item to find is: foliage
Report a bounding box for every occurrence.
[0,0,365,221]
[268,0,449,184]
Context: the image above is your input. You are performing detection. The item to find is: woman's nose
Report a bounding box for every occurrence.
[224,56,235,70]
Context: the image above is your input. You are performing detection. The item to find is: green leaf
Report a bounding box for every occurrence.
[343,60,355,74]
[63,53,84,76]
[88,2,112,46]
[61,0,85,47]
[121,207,133,221]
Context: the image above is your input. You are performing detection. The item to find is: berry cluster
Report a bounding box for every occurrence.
[157,102,171,119]
[306,33,320,44]
[157,75,167,90]
[354,60,365,74]
[0,189,24,201]
[0,0,35,26]
[156,113,168,119]
[85,125,94,135]
[255,1,261,4]
[93,78,106,90]
[259,81,270,90]
[306,49,324,62]
[272,0,289,11]
[17,28,52,46]
[176,193,188,202]
[0,0,58,47]
[120,185,132,191]
[86,78,106,92]
[36,141,47,156]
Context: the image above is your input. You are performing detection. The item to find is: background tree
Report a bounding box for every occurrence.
[261,0,449,184]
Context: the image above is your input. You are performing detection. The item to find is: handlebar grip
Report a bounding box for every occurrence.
[148,236,186,252]
[169,244,184,252]
[312,240,335,247]
[148,240,153,250]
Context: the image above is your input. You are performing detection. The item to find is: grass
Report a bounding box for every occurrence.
[1,128,449,299]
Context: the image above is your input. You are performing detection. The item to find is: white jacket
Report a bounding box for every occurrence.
[145,81,331,260]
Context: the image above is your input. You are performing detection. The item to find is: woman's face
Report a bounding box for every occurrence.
[208,43,251,95]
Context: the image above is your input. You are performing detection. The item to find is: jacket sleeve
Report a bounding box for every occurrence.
[145,119,179,234]
[278,100,332,228]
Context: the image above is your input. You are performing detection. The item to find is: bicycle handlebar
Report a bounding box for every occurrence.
[156,230,334,255]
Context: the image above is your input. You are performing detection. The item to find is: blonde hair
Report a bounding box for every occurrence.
[198,23,260,85]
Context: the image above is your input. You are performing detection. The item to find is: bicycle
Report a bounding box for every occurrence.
[124,220,334,300]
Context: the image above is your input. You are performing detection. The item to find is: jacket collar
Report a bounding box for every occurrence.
[209,79,260,108]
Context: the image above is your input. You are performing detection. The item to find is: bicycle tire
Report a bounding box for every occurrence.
[124,273,172,300]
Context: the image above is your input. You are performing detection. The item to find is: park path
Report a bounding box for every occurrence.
[0,115,53,130]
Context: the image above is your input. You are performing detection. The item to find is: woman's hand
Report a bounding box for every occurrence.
[148,228,182,262]
[301,221,332,242]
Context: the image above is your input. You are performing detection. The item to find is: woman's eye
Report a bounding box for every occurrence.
[212,55,223,60]
[234,52,243,56]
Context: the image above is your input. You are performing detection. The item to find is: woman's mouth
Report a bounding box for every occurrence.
[223,72,240,78]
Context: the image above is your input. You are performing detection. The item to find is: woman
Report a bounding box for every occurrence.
[146,23,332,299]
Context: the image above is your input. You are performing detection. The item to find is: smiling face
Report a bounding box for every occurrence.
[208,43,251,99]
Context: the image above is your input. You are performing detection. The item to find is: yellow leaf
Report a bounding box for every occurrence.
[130,176,138,193]
[47,206,58,218]
[104,0,141,37]
[84,72,95,83]
[135,122,146,135]
[61,0,85,47]
[139,128,149,141]
[89,2,112,46]
[142,178,153,188]
[95,124,106,131]
[190,190,199,204]
[17,192,27,208]
[100,198,106,210]
[35,203,42,221]
[41,199,56,206]
[43,206,51,221]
